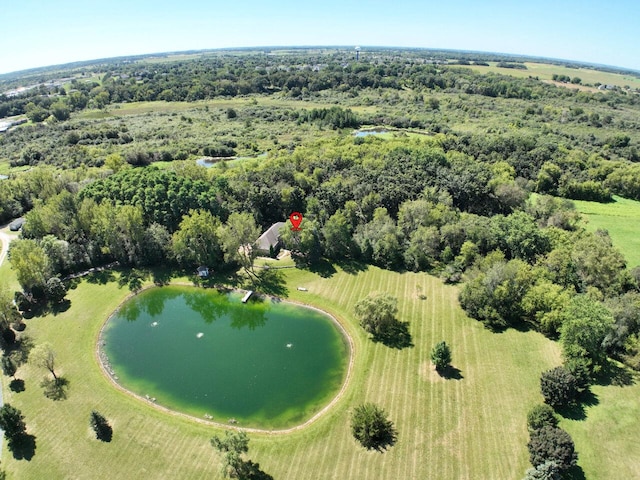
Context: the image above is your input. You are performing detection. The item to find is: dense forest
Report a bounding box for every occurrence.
[1,48,640,478]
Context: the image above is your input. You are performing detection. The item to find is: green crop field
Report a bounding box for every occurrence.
[1,259,637,479]
[573,196,640,268]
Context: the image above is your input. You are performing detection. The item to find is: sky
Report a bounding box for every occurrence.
[1,0,639,75]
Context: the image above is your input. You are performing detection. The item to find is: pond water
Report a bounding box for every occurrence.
[354,128,390,137]
[102,286,349,429]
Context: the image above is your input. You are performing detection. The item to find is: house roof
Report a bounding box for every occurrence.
[256,222,285,251]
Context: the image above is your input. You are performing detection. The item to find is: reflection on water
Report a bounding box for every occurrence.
[103,285,348,428]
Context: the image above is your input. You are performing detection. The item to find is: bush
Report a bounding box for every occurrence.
[540,367,578,408]
[527,404,558,432]
[527,426,577,473]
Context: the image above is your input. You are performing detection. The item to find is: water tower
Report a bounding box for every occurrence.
[355,46,361,61]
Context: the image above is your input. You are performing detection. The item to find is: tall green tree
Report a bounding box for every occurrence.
[351,403,397,451]
[354,292,398,338]
[430,341,452,372]
[0,404,27,451]
[9,239,51,294]
[172,210,223,268]
[560,295,614,369]
[219,212,261,277]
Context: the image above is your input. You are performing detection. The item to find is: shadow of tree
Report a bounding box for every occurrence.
[595,361,637,387]
[372,321,413,349]
[237,459,273,480]
[41,376,70,401]
[95,424,113,443]
[8,433,36,460]
[253,269,289,297]
[9,379,25,393]
[8,335,34,366]
[438,365,464,380]
[556,389,599,421]
[50,299,71,316]
[85,270,116,285]
[307,258,338,278]
[564,464,587,480]
[118,269,147,292]
[335,259,368,276]
[151,268,174,286]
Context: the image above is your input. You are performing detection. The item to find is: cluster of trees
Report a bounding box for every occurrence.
[7,137,640,370]
[524,404,577,478]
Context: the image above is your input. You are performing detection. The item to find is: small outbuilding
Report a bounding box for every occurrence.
[256,222,286,257]
[9,217,25,231]
[196,266,210,278]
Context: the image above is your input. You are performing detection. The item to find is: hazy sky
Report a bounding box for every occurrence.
[1,0,638,74]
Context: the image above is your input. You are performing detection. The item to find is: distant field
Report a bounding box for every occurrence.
[573,196,640,268]
[78,97,377,119]
[466,62,640,89]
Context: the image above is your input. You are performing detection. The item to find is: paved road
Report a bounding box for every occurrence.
[0,229,16,268]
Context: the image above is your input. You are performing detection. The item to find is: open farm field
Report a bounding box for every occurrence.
[466,62,640,88]
[573,196,640,268]
[0,259,636,479]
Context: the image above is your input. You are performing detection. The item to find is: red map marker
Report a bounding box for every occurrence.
[290,212,303,231]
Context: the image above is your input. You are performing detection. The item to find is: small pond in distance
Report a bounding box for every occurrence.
[102,286,349,429]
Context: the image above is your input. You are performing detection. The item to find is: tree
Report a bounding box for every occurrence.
[526,404,558,432]
[522,461,562,480]
[45,277,68,303]
[323,211,354,260]
[279,218,322,265]
[0,404,27,448]
[540,367,577,409]
[211,430,271,479]
[31,342,58,380]
[560,295,614,370]
[351,403,397,451]
[219,212,261,277]
[1,356,16,379]
[90,410,113,442]
[430,341,452,372]
[171,210,223,268]
[9,239,51,294]
[354,292,398,338]
[527,426,577,473]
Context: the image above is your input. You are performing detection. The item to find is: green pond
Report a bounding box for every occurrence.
[102,286,349,429]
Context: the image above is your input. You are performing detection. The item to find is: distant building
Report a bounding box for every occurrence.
[256,222,285,257]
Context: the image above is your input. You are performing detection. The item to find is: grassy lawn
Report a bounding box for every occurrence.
[572,195,640,268]
[0,261,637,479]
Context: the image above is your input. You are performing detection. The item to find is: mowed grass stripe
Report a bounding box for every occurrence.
[3,264,634,479]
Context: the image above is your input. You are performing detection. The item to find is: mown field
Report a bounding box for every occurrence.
[0,256,635,479]
[467,62,640,88]
[573,195,640,268]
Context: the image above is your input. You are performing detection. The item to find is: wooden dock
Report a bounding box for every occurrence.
[241,290,254,303]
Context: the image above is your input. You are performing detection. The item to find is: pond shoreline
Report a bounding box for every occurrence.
[95,282,355,435]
